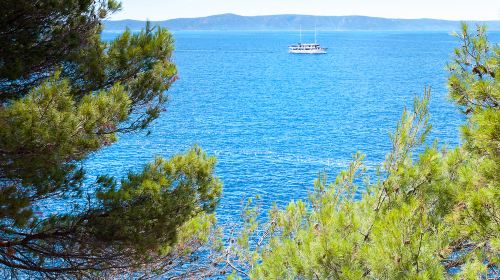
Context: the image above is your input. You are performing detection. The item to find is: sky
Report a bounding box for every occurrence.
[109,0,500,21]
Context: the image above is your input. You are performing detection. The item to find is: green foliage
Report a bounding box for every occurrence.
[0,1,221,278]
[91,147,222,253]
[0,73,130,202]
[72,24,177,130]
[445,24,499,279]
[448,23,499,115]
[226,24,499,279]
[0,0,121,98]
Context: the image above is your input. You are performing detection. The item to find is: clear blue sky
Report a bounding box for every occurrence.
[109,0,500,21]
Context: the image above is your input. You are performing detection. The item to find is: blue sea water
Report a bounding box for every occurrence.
[84,30,498,223]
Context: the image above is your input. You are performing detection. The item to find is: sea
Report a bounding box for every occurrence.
[83,30,499,223]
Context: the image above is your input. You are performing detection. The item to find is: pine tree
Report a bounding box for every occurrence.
[0,1,221,278]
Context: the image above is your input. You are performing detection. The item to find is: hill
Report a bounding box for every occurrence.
[104,13,500,31]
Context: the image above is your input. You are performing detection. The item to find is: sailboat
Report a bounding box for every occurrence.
[288,25,327,54]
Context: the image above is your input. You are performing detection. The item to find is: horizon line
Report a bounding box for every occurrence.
[107,13,500,22]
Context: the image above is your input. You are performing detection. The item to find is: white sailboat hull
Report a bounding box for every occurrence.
[288,44,327,54]
[289,49,327,54]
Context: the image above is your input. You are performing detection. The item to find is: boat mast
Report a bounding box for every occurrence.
[314,25,317,44]
[300,25,302,43]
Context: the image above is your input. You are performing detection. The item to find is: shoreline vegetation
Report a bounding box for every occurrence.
[1,1,498,279]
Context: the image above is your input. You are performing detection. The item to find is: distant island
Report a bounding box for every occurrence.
[104,13,500,31]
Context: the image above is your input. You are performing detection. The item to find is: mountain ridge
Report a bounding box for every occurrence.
[104,13,500,31]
